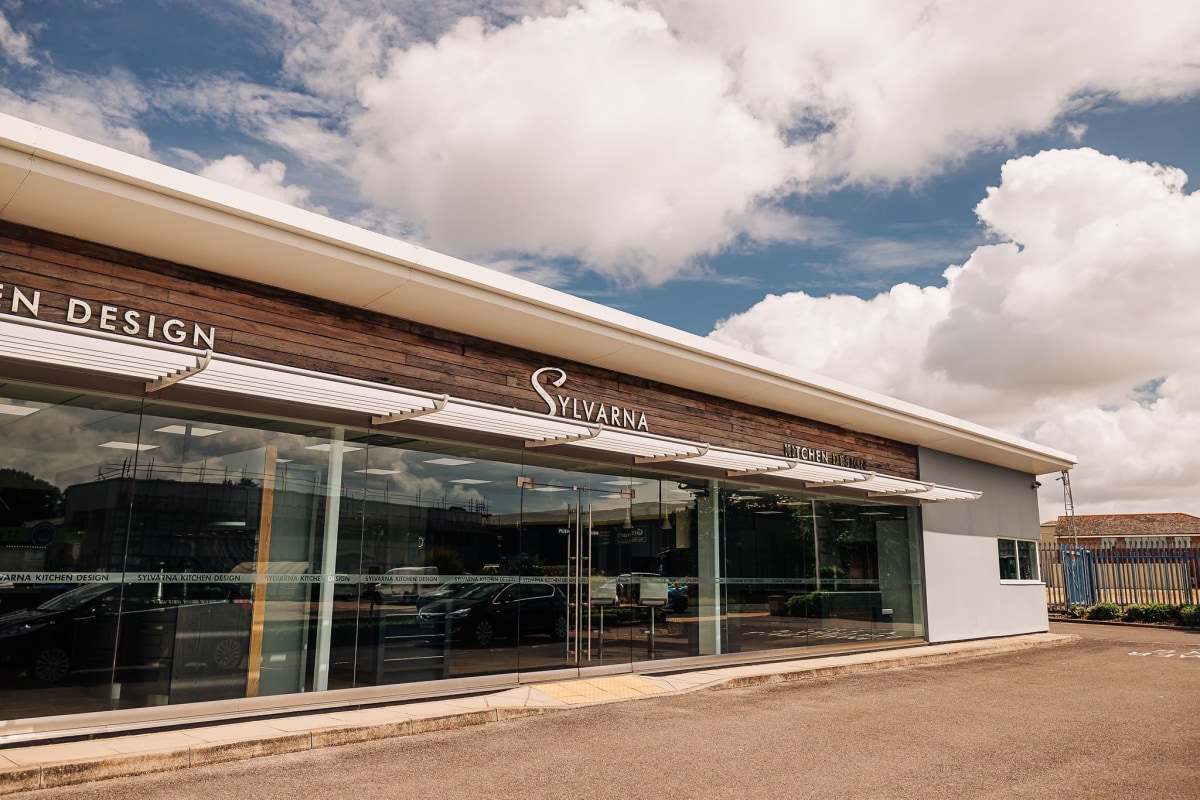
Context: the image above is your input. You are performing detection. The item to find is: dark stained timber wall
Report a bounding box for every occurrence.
[0,221,917,476]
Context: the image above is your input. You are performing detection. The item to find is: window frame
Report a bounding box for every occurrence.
[997,537,1042,584]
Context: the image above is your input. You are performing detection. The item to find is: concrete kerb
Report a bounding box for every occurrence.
[0,633,1077,795]
[1048,616,1200,632]
[698,633,1076,691]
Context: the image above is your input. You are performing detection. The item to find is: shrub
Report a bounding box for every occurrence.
[787,591,827,617]
[1086,602,1121,621]
[1124,604,1149,622]
[1124,603,1182,623]
[1179,605,1200,627]
[1065,604,1087,619]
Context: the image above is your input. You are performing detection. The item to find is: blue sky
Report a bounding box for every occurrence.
[3,1,1200,520]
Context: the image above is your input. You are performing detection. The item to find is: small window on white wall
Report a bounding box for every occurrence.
[998,539,1040,582]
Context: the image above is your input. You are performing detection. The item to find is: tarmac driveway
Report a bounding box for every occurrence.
[9,621,1199,800]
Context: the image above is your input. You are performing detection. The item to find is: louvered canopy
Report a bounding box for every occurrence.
[1,315,984,504]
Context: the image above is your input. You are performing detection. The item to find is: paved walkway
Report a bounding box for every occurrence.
[0,633,1074,795]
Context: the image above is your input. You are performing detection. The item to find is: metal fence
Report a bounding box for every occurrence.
[1039,543,1200,610]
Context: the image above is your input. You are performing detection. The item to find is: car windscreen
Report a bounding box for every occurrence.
[37,583,114,612]
[453,583,504,600]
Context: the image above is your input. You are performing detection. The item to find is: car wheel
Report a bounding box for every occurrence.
[472,618,495,647]
[211,637,243,672]
[552,613,568,639]
[31,646,70,684]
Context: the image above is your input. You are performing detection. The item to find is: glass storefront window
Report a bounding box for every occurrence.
[718,486,925,654]
[0,385,342,719]
[0,379,929,732]
[0,385,146,719]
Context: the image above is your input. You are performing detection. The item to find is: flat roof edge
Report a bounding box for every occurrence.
[0,113,1077,473]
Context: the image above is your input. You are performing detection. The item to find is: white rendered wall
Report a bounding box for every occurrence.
[922,529,1048,642]
[919,449,1049,643]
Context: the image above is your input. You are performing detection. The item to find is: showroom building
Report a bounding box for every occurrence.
[0,115,1075,743]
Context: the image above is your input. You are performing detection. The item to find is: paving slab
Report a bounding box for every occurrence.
[0,632,1076,796]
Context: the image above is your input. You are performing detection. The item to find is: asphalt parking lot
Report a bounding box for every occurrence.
[7,622,1198,800]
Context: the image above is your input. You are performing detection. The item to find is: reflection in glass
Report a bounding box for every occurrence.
[998,539,1018,580]
[0,385,144,719]
[0,379,931,730]
[1016,540,1039,581]
[719,487,925,655]
[0,385,342,718]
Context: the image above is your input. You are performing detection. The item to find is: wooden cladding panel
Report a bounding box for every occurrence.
[0,222,918,477]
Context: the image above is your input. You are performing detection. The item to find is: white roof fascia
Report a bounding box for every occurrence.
[0,115,1076,475]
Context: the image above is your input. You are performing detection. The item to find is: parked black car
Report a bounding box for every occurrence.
[417,581,567,646]
[0,581,249,683]
[413,580,474,609]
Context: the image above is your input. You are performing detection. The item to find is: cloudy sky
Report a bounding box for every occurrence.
[2,1,1199,522]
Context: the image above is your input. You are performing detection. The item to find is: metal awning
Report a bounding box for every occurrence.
[148,352,448,424]
[850,475,937,496]
[570,428,707,461]
[0,316,983,503]
[664,446,877,488]
[0,316,200,380]
[772,462,876,487]
[901,485,983,503]
[669,446,794,475]
[420,398,600,445]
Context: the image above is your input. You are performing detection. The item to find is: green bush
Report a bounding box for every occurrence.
[1124,604,1149,622]
[1179,605,1200,626]
[1086,602,1121,621]
[1147,604,1176,623]
[1065,604,1087,619]
[787,591,827,617]
[1131,603,1179,623]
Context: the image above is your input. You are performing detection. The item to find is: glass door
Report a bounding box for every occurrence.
[511,468,637,675]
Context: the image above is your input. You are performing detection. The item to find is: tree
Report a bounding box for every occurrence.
[0,468,64,523]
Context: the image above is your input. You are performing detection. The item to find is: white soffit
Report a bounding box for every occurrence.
[0,147,31,209]
[0,315,199,380]
[0,115,1075,475]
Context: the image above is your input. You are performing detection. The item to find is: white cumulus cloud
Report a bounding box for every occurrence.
[350,0,797,285]
[0,10,35,68]
[711,148,1200,519]
[198,155,328,214]
[328,0,1200,284]
[658,0,1200,186]
[0,71,151,157]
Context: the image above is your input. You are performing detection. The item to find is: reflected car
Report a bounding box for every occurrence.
[417,581,567,646]
[413,580,475,609]
[0,582,250,683]
[335,564,383,600]
[366,566,439,605]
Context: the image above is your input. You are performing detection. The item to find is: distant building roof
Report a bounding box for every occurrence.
[1054,513,1200,538]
